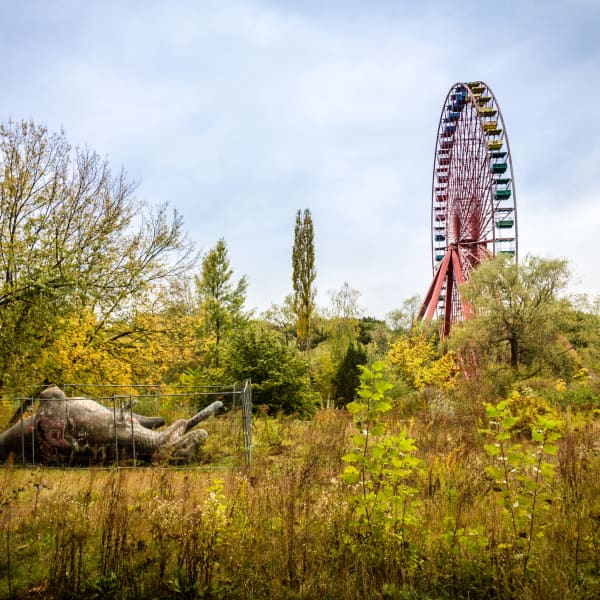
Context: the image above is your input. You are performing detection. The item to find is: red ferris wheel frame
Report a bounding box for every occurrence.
[419,81,518,337]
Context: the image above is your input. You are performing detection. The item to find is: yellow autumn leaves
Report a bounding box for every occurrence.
[387,332,455,391]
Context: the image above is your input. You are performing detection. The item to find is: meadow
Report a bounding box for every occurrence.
[2,374,600,600]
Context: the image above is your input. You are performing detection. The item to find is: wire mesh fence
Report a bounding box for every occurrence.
[0,381,252,468]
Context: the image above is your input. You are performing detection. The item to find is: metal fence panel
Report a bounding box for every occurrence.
[0,382,252,468]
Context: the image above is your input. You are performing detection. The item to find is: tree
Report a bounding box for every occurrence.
[155,276,205,383]
[292,209,316,350]
[308,283,363,407]
[326,281,363,361]
[386,295,421,335]
[261,294,296,345]
[311,343,337,407]
[31,276,205,388]
[332,342,368,406]
[388,332,455,391]
[35,309,135,385]
[357,317,391,359]
[0,120,194,386]
[195,239,247,368]
[226,323,315,416]
[450,254,572,373]
[563,295,600,379]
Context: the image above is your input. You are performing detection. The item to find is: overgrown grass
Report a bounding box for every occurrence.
[2,395,600,599]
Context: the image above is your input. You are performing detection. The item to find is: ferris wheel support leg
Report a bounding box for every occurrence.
[450,248,472,320]
[419,249,452,322]
[443,261,455,337]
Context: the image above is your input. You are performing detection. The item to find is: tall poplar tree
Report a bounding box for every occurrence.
[292,209,316,350]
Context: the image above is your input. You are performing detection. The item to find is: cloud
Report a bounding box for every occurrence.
[521,191,600,299]
[1,0,599,318]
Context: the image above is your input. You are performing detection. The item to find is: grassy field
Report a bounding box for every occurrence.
[2,397,600,599]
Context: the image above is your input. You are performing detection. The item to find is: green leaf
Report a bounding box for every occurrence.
[540,463,556,478]
[531,429,544,442]
[496,400,510,411]
[485,404,500,418]
[370,445,385,460]
[346,401,367,414]
[374,401,392,413]
[485,465,504,480]
[342,452,360,463]
[341,465,360,485]
[375,380,393,395]
[397,437,418,453]
[544,444,558,456]
[501,416,519,430]
[371,423,386,436]
[371,360,385,372]
[484,444,501,457]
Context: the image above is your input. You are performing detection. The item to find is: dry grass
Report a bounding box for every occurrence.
[1,405,600,599]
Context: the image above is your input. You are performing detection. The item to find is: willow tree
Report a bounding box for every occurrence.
[449,254,572,373]
[0,120,195,386]
[327,281,363,363]
[292,209,316,351]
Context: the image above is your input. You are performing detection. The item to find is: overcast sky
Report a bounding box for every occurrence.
[2,0,599,319]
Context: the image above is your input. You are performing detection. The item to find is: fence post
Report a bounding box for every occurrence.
[242,380,252,468]
[112,395,119,466]
[31,400,36,466]
[129,393,136,467]
[231,383,237,435]
[19,400,25,466]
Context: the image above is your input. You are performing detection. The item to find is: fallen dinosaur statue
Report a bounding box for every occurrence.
[0,385,223,465]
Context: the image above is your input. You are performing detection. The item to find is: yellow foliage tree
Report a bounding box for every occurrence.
[36,310,132,385]
[387,333,455,391]
[34,305,202,388]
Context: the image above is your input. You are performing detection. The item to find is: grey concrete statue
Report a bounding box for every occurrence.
[0,385,223,465]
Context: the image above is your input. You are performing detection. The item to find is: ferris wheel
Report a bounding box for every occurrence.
[419,81,518,337]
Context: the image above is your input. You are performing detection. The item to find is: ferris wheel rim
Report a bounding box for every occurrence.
[430,81,518,268]
[482,81,519,262]
[427,80,518,331]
